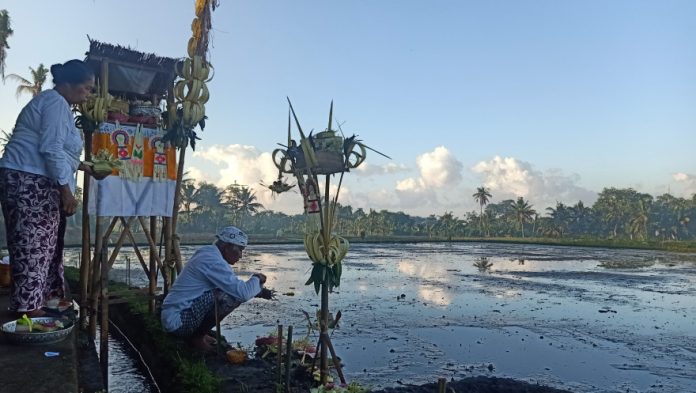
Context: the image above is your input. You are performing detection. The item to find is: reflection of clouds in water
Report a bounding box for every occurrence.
[495,289,522,299]
[236,253,306,289]
[398,260,444,279]
[418,284,452,306]
[397,260,454,306]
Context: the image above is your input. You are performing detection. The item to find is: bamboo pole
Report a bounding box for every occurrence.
[149,216,157,313]
[170,142,186,274]
[214,295,222,356]
[438,378,447,393]
[94,59,109,338]
[137,217,164,270]
[91,217,118,267]
[88,216,103,339]
[277,324,283,387]
[162,217,172,295]
[99,244,109,386]
[79,130,93,330]
[89,216,117,337]
[322,331,346,384]
[320,174,330,384]
[285,325,293,393]
[120,217,150,277]
[106,216,134,269]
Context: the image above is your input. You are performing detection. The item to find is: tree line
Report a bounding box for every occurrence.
[92,180,695,242]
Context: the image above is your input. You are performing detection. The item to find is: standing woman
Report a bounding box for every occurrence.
[0,59,104,317]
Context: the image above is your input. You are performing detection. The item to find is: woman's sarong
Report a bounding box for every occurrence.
[0,168,65,312]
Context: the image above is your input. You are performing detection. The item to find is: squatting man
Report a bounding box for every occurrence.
[160,226,273,351]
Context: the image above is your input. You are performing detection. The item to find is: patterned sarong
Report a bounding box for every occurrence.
[171,289,242,338]
[0,168,65,312]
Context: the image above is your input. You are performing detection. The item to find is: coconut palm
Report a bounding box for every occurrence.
[510,197,536,237]
[0,10,13,79]
[191,182,224,230]
[179,178,196,214]
[473,187,492,236]
[5,64,48,99]
[224,184,263,227]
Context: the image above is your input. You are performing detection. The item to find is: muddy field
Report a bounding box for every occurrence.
[76,242,696,393]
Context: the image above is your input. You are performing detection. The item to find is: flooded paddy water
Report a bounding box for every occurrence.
[67,242,696,393]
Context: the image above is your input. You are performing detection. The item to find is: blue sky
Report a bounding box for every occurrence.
[1,1,695,216]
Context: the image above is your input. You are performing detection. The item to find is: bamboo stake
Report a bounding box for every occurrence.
[438,378,447,393]
[88,216,105,339]
[162,217,172,295]
[171,145,186,274]
[277,324,283,387]
[321,331,346,384]
[214,294,221,356]
[106,216,135,269]
[120,217,150,277]
[79,130,93,330]
[149,216,157,313]
[93,59,109,339]
[137,217,164,270]
[91,217,118,267]
[285,325,293,393]
[99,244,109,386]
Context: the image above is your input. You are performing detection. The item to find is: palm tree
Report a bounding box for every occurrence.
[5,64,49,99]
[473,187,492,236]
[179,178,197,214]
[510,197,536,237]
[0,10,13,79]
[191,182,224,230]
[225,184,263,227]
[546,202,571,238]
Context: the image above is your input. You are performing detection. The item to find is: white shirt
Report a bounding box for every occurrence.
[0,89,82,192]
[160,244,262,332]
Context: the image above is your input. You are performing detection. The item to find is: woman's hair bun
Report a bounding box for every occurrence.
[50,63,64,81]
[51,60,93,86]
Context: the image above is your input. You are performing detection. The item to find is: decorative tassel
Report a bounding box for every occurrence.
[122,123,145,181]
[152,132,167,182]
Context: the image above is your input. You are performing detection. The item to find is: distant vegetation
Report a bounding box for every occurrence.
[29,181,695,252]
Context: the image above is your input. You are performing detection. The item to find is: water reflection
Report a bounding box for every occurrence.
[418,284,453,306]
[63,242,696,393]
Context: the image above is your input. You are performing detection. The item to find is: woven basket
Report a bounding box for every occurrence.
[295,150,345,174]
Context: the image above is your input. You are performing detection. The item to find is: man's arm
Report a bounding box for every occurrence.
[206,261,262,301]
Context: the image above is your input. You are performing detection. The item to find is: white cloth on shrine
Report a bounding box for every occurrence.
[88,176,176,217]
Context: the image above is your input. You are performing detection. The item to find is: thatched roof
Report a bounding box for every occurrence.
[85,38,179,97]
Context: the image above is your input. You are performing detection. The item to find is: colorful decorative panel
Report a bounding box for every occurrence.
[88,122,177,217]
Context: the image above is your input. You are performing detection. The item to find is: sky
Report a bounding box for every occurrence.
[1,1,695,217]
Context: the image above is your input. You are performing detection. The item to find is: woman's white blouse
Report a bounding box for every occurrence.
[0,89,83,192]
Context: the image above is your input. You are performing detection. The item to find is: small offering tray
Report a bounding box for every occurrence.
[1,317,74,345]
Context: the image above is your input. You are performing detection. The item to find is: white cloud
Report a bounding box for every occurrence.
[416,146,463,188]
[184,167,207,183]
[472,156,596,210]
[388,146,463,211]
[673,172,696,196]
[191,144,303,213]
[354,162,410,176]
[185,147,599,218]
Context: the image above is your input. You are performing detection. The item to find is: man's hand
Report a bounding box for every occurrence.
[255,287,276,300]
[252,273,267,285]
